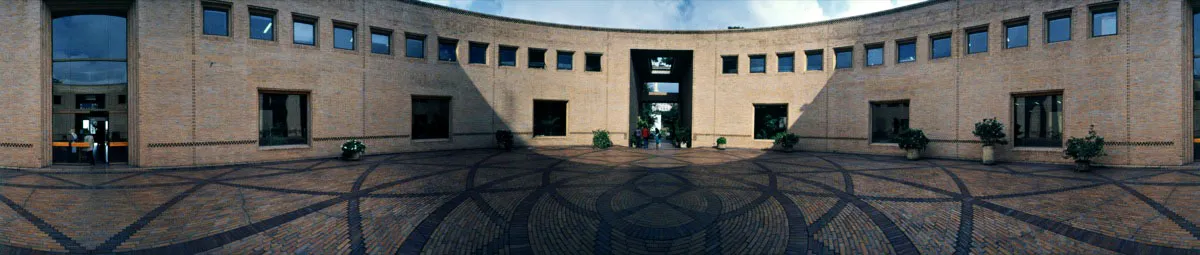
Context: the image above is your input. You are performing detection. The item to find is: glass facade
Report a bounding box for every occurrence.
[52,14,129,164]
[931,35,951,59]
[1092,8,1117,36]
[469,42,487,64]
[529,48,546,68]
[1006,21,1028,48]
[585,53,602,71]
[499,46,517,66]
[967,29,988,54]
[249,13,274,41]
[754,104,787,140]
[438,39,457,61]
[533,100,567,137]
[749,55,765,73]
[1013,94,1063,147]
[259,93,308,146]
[1193,10,1199,159]
[371,32,390,54]
[202,8,228,36]
[1047,15,1071,43]
[866,45,883,66]
[870,101,909,143]
[333,25,354,50]
[806,50,823,71]
[412,97,451,140]
[722,55,737,73]
[293,18,315,45]
[778,53,794,72]
[897,41,915,63]
[835,48,852,69]
[557,51,573,70]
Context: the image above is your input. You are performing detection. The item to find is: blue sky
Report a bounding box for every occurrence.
[421,0,925,30]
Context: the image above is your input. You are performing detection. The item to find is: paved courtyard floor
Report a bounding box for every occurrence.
[0,147,1199,254]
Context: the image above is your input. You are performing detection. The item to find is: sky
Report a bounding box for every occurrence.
[421,0,926,30]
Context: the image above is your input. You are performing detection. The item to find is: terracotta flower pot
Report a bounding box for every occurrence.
[981,145,995,165]
[905,148,920,160]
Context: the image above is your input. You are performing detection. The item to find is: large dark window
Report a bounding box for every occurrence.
[333,23,355,50]
[805,50,823,71]
[722,55,738,74]
[1005,19,1028,48]
[1013,94,1063,147]
[249,8,274,41]
[371,29,391,54]
[259,93,308,146]
[412,97,451,140]
[202,5,229,36]
[870,101,910,143]
[1091,6,1117,37]
[529,48,546,68]
[778,53,794,72]
[438,38,457,61]
[897,40,916,63]
[406,33,425,58]
[557,51,573,70]
[533,100,567,137]
[930,34,951,59]
[469,42,487,64]
[293,15,316,45]
[967,27,988,54]
[754,104,787,140]
[835,47,852,69]
[749,55,766,73]
[499,46,517,66]
[585,53,602,72]
[865,44,883,66]
[1046,12,1071,43]
[52,14,130,163]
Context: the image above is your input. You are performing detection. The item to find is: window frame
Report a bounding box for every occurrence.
[292,13,318,46]
[202,2,231,37]
[748,54,766,73]
[405,33,426,58]
[498,45,518,67]
[865,43,884,67]
[585,53,603,72]
[437,37,458,62]
[721,55,738,74]
[556,50,574,70]
[1089,3,1119,37]
[258,90,311,147]
[965,25,989,54]
[929,32,952,59]
[332,21,357,51]
[532,100,569,137]
[868,100,911,144]
[804,49,824,71]
[411,95,453,141]
[834,47,853,69]
[896,38,916,64]
[1045,9,1073,43]
[1004,17,1029,49]
[528,48,547,69]
[777,52,795,73]
[369,27,392,55]
[1012,91,1066,147]
[247,6,276,41]
[753,104,789,140]
[468,42,488,64]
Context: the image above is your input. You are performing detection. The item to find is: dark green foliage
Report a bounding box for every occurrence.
[1064,125,1106,162]
[972,118,1008,146]
[893,128,930,151]
[772,133,800,150]
[495,130,514,150]
[717,137,727,145]
[341,140,366,153]
[592,130,613,149]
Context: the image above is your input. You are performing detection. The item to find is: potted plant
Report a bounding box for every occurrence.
[772,132,800,152]
[1064,125,1106,172]
[893,128,930,160]
[972,118,1008,165]
[341,140,366,161]
[592,129,613,149]
[495,130,514,150]
[716,137,727,150]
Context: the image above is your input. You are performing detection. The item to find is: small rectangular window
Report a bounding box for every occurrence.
[248,8,275,41]
[370,29,391,54]
[202,4,229,36]
[749,55,766,73]
[777,53,794,72]
[557,51,573,70]
[293,14,316,46]
[438,38,457,61]
[585,53,602,72]
[499,46,517,66]
[333,22,356,50]
[966,26,988,54]
[406,33,426,58]
[533,100,568,137]
[834,47,852,69]
[896,39,916,63]
[1013,93,1064,147]
[721,55,738,74]
[930,33,951,59]
[469,42,487,64]
[870,101,910,143]
[529,48,546,68]
[1046,11,1072,43]
[118,95,127,104]
[805,50,823,71]
[1005,19,1029,48]
[754,104,787,140]
[412,96,451,140]
[53,95,62,105]
[865,44,883,66]
[1091,5,1117,37]
[260,92,309,146]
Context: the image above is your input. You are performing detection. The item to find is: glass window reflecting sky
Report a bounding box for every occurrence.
[52,15,127,85]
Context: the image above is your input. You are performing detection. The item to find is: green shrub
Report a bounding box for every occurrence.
[893,128,930,151]
[972,118,1008,146]
[1064,125,1106,162]
[717,137,727,145]
[341,140,366,154]
[495,130,514,150]
[772,133,800,150]
[592,129,613,149]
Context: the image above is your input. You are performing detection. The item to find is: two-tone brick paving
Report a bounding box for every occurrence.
[0,147,1199,254]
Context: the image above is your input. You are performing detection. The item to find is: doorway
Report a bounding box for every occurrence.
[630,50,692,148]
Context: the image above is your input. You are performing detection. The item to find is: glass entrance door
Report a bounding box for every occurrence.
[50,13,129,165]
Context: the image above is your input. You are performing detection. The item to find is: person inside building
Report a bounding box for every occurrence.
[82,130,94,165]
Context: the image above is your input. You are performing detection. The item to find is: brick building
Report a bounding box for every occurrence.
[0,0,1196,167]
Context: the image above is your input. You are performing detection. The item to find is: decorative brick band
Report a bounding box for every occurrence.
[148,140,257,148]
[314,135,408,142]
[1107,141,1174,147]
[0,143,33,148]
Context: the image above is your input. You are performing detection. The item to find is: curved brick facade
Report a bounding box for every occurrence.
[0,0,1193,167]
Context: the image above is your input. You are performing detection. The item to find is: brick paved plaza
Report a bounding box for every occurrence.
[0,147,1199,254]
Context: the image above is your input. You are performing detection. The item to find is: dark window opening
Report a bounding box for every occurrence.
[53,95,62,105]
[1005,19,1029,48]
[249,8,275,41]
[76,94,105,110]
[469,42,487,64]
[749,55,766,73]
[870,101,910,143]
[865,44,883,66]
[1091,6,1118,37]
[930,34,951,59]
[371,29,391,54]
[259,93,308,146]
[333,23,355,50]
[721,55,738,74]
[405,33,425,58]
[293,15,316,46]
[897,40,916,63]
[528,48,546,68]
[1013,93,1064,147]
[967,27,988,54]
[499,46,517,66]
[533,100,567,137]
[585,53,602,72]
[118,95,127,104]
[754,104,787,140]
[202,5,229,36]
[1046,11,1072,43]
[777,53,794,72]
[557,51,573,70]
[412,97,451,140]
[805,50,823,71]
[835,47,853,69]
[438,38,457,61]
